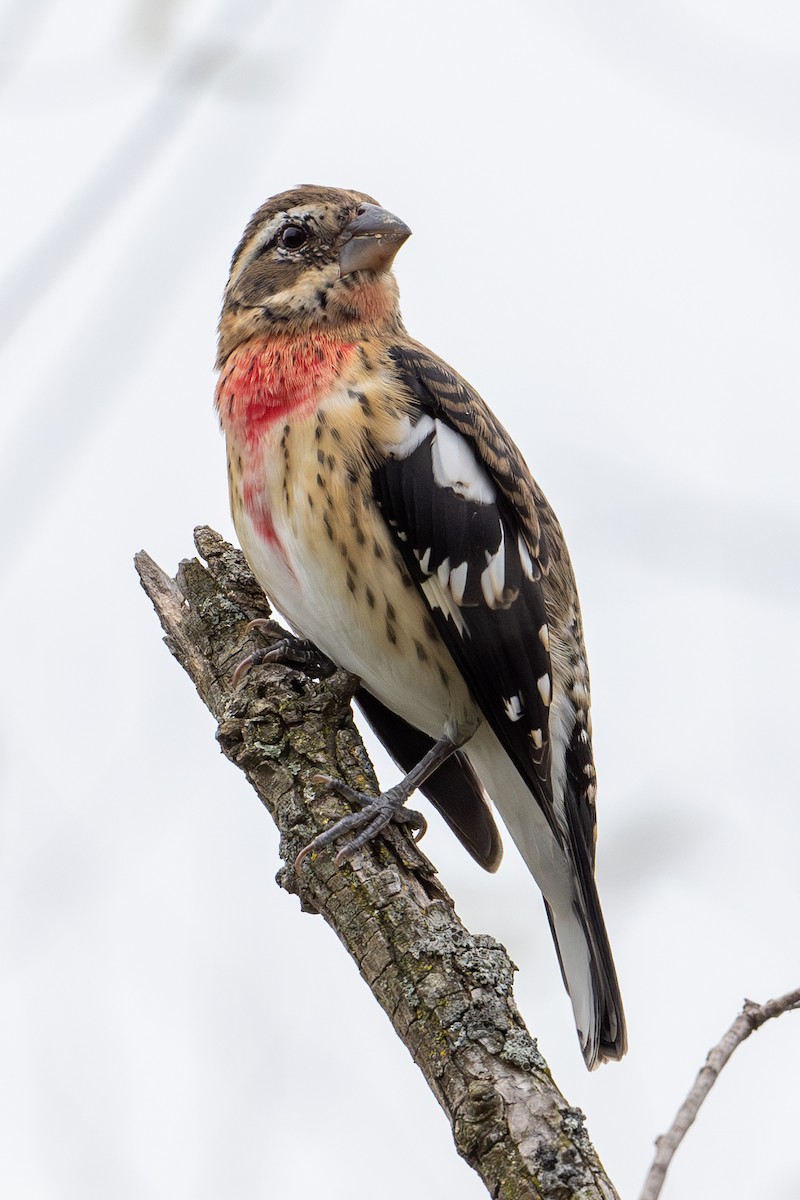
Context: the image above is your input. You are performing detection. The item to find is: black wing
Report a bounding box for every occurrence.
[355,688,502,872]
[372,342,560,834]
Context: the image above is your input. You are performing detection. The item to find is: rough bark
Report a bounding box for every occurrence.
[135,526,619,1200]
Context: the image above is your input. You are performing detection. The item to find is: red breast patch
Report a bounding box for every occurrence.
[216,335,355,446]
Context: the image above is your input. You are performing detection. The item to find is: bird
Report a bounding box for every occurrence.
[214,185,626,1068]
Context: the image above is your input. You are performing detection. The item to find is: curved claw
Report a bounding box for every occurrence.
[244,619,273,634]
[231,647,270,688]
[406,809,428,842]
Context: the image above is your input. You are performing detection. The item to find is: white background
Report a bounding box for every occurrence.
[1,1,799,1196]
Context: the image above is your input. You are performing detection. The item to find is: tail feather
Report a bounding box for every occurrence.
[467,723,626,1067]
[545,888,626,1069]
[558,766,627,1067]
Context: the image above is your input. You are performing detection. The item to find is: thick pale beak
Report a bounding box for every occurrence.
[338,203,411,276]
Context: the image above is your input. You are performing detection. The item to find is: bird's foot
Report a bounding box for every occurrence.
[296,775,428,870]
[232,623,336,687]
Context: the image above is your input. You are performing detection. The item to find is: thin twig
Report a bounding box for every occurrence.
[639,986,800,1200]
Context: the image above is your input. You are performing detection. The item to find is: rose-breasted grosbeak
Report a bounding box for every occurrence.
[215,186,626,1068]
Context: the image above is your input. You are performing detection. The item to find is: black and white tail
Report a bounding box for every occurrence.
[550,768,627,1067]
[545,877,626,1068]
[469,723,626,1068]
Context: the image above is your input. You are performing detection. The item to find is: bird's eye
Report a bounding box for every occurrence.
[280,225,308,250]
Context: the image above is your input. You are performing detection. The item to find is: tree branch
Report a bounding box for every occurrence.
[640,987,800,1200]
[135,526,619,1200]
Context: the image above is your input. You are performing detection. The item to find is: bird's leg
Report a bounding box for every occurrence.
[297,735,459,869]
[232,621,336,686]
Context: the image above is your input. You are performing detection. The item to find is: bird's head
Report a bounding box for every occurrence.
[217,185,411,366]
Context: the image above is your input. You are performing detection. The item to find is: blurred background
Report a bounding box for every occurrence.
[1,1,799,1196]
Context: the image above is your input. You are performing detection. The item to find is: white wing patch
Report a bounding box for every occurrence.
[421,574,468,636]
[537,674,552,707]
[431,420,496,504]
[518,534,537,581]
[503,694,524,722]
[449,560,469,605]
[481,531,504,606]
